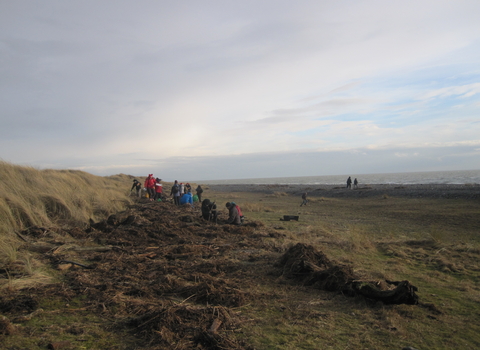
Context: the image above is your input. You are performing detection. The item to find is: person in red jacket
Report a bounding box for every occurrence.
[144,174,156,201]
[154,178,163,201]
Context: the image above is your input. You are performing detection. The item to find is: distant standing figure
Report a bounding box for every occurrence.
[300,192,308,206]
[144,174,156,200]
[179,183,185,197]
[154,178,163,200]
[196,185,204,203]
[346,176,352,189]
[185,183,192,193]
[170,180,180,205]
[354,178,358,189]
[131,179,142,198]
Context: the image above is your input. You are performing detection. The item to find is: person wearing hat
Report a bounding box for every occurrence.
[154,178,163,201]
[144,174,156,201]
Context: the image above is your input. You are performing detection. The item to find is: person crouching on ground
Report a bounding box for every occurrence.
[180,191,194,206]
[225,202,242,225]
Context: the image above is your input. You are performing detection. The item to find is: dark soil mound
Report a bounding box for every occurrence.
[276,243,418,304]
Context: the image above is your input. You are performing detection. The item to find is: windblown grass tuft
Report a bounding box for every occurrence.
[0,160,133,233]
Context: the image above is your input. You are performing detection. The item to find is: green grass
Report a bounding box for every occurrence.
[205,189,480,349]
[0,294,138,350]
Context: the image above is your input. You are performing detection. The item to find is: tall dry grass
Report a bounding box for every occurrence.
[0,160,133,235]
[0,161,135,289]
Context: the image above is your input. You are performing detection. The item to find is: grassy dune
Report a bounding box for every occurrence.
[1,162,480,349]
[0,161,135,289]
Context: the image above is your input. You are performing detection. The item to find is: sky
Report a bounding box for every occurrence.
[1,0,480,181]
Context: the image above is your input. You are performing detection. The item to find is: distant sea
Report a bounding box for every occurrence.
[201,170,480,186]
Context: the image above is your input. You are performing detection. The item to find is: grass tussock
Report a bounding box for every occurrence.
[241,202,274,212]
[0,161,133,233]
[266,191,289,197]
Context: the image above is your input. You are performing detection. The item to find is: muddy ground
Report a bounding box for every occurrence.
[1,198,422,349]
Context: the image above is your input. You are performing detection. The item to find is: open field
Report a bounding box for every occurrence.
[1,165,480,349]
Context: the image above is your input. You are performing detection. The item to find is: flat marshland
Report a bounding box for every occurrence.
[1,161,480,349]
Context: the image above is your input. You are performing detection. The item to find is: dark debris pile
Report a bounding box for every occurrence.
[1,200,420,349]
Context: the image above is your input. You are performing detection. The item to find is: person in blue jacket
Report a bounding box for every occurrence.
[180,191,194,206]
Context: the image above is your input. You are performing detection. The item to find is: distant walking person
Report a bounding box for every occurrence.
[354,178,358,189]
[131,179,142,198]
[144,174,156,200]
[346,176,352,189]
[300,192,308,206]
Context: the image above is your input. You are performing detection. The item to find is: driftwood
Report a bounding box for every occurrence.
[29,243,115,254]
[209,318,222,333]
[58,260,94,269]
[352,280,418,305]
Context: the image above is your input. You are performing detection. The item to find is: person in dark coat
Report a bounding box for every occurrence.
[131,179,142,198]
[225,202,242,225]
[300,192,308,206]
[196,185,204,203]
[346,176,352,189]
[170,180,181,206]
[201,199,217,222]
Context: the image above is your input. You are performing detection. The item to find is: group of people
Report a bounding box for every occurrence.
[131,174,243,225]
[346,176,359,189]
[131,174,164,201]
[200,200,244,225]
[169,180,204,206]
[131,176,205,205]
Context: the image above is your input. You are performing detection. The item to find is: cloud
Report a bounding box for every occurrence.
[1,1,480,178]
[418,83,480,100]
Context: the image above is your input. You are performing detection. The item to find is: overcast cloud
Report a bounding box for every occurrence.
[1,0,479,180]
